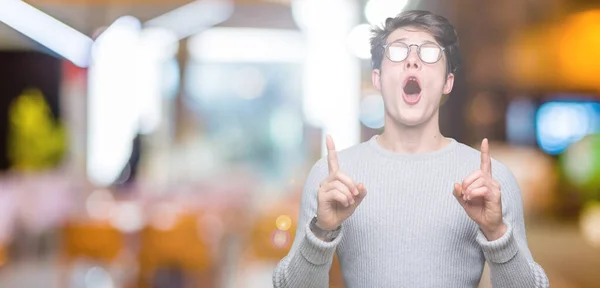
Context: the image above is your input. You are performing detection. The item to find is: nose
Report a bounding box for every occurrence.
[405,45,421,70]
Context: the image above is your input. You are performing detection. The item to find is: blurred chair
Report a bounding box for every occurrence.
[62,221,123,261]
[245,197,345,287]
[138,212,219,288]
[0,243,6,268]
[60,220,125,287]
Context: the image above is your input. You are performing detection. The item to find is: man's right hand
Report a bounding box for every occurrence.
[315,135,367,232]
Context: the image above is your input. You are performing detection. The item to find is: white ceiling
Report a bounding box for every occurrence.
[0,2,298,50]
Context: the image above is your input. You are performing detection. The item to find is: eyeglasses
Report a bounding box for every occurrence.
[382,41,445,64]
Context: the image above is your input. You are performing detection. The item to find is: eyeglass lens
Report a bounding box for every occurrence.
[386,43,442,64]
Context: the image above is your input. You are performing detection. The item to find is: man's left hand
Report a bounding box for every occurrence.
[452,138,506,241]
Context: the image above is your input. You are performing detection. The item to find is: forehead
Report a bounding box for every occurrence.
[386,26,438,44]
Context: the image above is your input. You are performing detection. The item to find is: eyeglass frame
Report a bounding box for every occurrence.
[381,41,446,64]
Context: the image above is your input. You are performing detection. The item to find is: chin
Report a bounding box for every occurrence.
[388,109,430,127]
[390,111,427,127]
[397,116,428,127]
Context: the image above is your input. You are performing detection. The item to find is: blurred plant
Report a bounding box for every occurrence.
[560,133,600,202]
[7,88,67,171]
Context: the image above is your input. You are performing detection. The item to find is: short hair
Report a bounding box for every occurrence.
[370,10,461,75]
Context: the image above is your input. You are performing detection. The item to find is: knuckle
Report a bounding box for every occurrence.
[338,187,348,195]
[328,190,339,199]
[333,171,343,180]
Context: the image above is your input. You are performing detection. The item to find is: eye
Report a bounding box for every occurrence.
[419,43,442,63]
[386,43,409,62]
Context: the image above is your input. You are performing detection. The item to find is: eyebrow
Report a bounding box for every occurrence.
[387,37,409,44]
[386,38,438,45]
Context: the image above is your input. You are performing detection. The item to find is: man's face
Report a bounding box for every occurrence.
[372,27,454,127]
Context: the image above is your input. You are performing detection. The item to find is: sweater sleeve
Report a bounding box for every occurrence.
[273,158,344,288]
[476,161,549,288]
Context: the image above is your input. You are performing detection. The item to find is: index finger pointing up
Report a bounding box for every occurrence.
[326,134,339,174]
[480,138,492,175]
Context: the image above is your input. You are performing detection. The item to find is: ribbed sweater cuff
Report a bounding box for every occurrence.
[476,222,519,264]
[298,222,343,265]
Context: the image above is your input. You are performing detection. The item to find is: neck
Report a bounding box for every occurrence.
[378,111,449,154]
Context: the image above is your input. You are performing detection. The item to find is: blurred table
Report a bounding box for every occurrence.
[528,221,600,288]
[478,221,600,288]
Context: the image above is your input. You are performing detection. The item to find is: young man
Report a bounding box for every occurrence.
[273,10,549,288]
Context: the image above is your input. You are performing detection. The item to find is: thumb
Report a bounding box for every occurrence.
[354,183,367,205]
[452,183,465,204]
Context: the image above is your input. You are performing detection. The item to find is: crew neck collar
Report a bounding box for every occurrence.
[367,134,458,161]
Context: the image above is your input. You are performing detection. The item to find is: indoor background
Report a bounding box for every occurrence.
[0,0,599,287]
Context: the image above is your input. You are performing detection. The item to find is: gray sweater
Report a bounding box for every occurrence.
[273,136,549,287]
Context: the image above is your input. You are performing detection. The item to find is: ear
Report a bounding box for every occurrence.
[443,72,454,95]
[372,69,382,91]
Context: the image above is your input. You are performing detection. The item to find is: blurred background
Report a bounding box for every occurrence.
[0,0,599,287]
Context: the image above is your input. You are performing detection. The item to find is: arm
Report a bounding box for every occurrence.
[272,159,342,288]
[476,162,549,288]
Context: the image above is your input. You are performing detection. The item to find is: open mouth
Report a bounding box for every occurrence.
[402,76,421,105]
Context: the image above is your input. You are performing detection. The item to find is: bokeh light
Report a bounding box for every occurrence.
[270,229,290,249]
[557,10,600,90]
[150,202,180,231]
[561,134,600,196]
[275,215,292,231]
[469,92,501,126]
[188,28,305,63]
[87,15,143,187]
[109,201,144,233]
[536,101,600,155]
[580,202,600,248]
[506,98,537,145]
[364,0,409,26]
[347,24,373,59]
[359,94,385,129]
[84,266,115,288]
[86,189,115,220]
[138,27,179,61]
[291,0,358,31]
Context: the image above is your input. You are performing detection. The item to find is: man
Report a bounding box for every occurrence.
[273,10,549,288]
